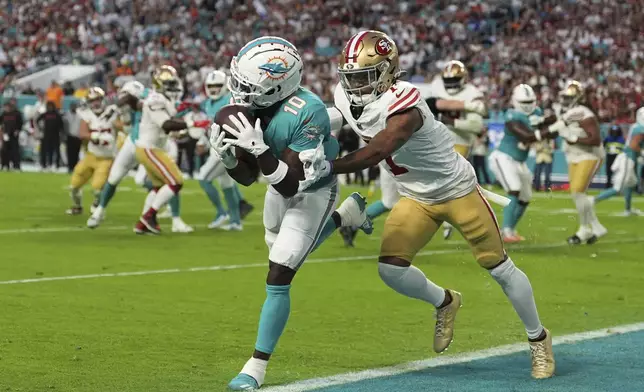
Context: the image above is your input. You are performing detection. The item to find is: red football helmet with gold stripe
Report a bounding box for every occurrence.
[338,30,400,107]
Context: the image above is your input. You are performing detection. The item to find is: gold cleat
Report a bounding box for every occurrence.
[433,289,462,353]
[529,328,555,379]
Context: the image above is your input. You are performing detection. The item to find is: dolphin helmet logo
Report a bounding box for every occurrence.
[258,56,293,80]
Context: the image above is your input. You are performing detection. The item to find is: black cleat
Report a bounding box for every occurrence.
[567,235,582,245]
[586,235,598,245]
[239,200,254,220]
[339,226,358,247]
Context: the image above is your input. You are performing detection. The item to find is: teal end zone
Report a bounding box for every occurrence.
[313,330,644,392]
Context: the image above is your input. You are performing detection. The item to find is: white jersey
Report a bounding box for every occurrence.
[334,81,476,204]
[78,105,120,158]
[428,78,485,147]
[136,91,177,149]
[560,105,605,163]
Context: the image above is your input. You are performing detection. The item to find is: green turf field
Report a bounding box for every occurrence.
[0,172,642,391]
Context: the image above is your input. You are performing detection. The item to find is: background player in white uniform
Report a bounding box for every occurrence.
[428,60,486,239]
[300,30,554,380]
[66,87,120,215]
[208,36,373,391]
[548,81,607,244]
[134,65,207,235]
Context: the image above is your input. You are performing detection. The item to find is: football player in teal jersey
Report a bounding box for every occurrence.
[194,70,250,230]
[592,107,644,215]
[488,84,558,242]
[208,36,373,391]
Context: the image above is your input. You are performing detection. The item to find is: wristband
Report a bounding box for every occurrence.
[263,160,289,184]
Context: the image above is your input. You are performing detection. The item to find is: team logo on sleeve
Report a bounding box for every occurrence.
[303,124,323,140]
[258,57,293,80]
[375,38,393,56]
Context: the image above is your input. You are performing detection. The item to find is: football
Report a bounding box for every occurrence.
[214,104,260,181]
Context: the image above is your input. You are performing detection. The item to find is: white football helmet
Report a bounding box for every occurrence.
[228,36,303,108]
[511,84,537,115]
[118,80,146,101]
[204,70,228,100]
[636,107,644,126]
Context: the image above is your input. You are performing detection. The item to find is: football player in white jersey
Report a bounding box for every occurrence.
[548,81,607,244]
[334,98,488,247]
[299,30,554,379]
[134,65,210,234]
[429,60,486,239]
[66,87,120,215]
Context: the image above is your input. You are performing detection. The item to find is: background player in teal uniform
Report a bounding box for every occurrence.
[592,107,644,215]
[194,70,245,230]
[488,84,558,242]
[208,36,372,391]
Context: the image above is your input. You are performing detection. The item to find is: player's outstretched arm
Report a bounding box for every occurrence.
[78,119,91,140]
[330,108,422,174]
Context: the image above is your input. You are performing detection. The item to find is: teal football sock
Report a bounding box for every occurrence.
[234,184,244,202]
[595,188,618,203]
[169,194,180,218]
[142,179,154,192]
[366,200,389,220]
[222,187,241,224]
[98,182,117,208]
[624,187,633,211]
[502,195,519,230]
[311,212,342,252]
[513,201,529,230]
[199,180,225,216]
[254,284,291,355]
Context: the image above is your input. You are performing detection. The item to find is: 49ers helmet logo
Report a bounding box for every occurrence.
[375,38,393,56]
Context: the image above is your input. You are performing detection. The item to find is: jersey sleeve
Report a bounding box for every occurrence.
[288,103,331,152]
[386,85,421,117]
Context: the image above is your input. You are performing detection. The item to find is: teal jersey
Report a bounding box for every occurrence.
[129,88,151,142]
[624,123,644,160]
[201,93,232,119]
[498,107,543,162]
[257,88,338,191]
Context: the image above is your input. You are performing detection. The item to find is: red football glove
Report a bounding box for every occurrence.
[193,120,211,128]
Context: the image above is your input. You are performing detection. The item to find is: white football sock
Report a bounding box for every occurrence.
[93,205,105,218]
[572,193,589,226]
[489,257,543,339]
[378,263,446,307]
[70,188,82,207]
[241,357,268,386]
[142,190,156,214]
[151,185,175,211]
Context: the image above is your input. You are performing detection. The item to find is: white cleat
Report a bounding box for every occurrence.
[443,224,453,240]
[336,192,373,234]
[207,214,229,229]
[171,219,194,233]
[158,206,173,219]
[220,222,243,231]
[87,211,105,229]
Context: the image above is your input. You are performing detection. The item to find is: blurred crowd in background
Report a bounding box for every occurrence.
[1,0,643,190]
[1,0,643,121]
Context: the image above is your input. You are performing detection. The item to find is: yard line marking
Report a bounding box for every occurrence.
[0,238,641,286]
[263,322,644,392]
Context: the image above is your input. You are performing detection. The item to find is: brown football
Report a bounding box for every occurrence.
[214,104,260,180]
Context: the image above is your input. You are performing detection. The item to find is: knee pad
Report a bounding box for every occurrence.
[489,258,517,287]
[169,183,183,194]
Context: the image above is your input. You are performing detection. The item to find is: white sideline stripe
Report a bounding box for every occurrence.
[263,322,644,392]
[0,238,641,286]
[0,222,265,235]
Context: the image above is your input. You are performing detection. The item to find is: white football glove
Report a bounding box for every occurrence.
[209,123,237,169]
[298,138,331,192]
[463,100,487,116]
[529,114,544,127]
[98,132,114,145]
[221,113,269,157]
[90,131,100,143]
